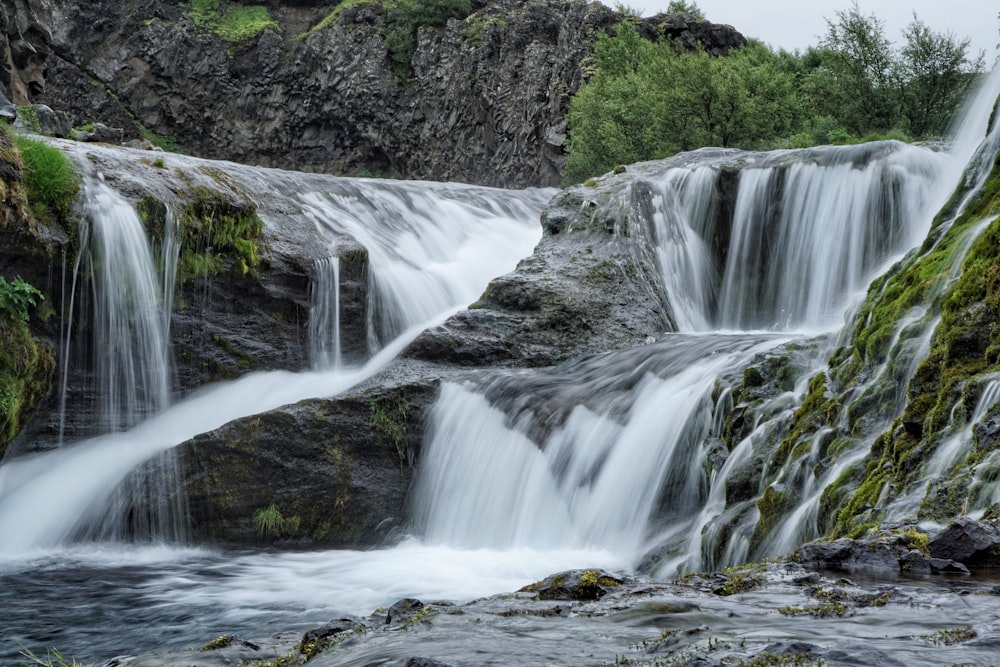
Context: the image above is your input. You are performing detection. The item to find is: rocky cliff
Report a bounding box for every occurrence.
[3,0,744,188]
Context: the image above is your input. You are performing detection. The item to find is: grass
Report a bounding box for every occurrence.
[12,134,79,221]
[253,503,285,538]
[18,646,91,667]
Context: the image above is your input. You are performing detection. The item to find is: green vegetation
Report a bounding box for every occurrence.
[0,277,53,455]
[384,0,472,76]
[298,0,473,75]
[0,276,43,323]
[139,126,179,153]
[178,188,265,283]
[565,2,984,182]
[185,0,279,45]
[253,503,285,538]
[18,646,92,667]
[666,1,704,19]
[12,134,79,222]
[370,392,410,469]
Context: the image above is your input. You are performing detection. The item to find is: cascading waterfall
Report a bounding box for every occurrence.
[0,63,998,662]
[413,68,1000,574]
[0,160,550,553]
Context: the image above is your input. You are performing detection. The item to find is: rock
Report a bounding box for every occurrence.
[518,569,624,601]
[387,659,454,667]
[794,529,972,576]
[384,598,425,626]
[177,379,438,545]
[928,517,1000,568]
[18,0,745,188]
[407,175,675,368]
[302,616,367,644]
[0,90,16,121]
[75,121,125,143]
[31,103,71,136]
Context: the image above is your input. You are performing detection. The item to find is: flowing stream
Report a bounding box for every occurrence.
[1,69,999,662]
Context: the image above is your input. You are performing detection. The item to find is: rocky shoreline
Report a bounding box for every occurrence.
[98,518,1000,667]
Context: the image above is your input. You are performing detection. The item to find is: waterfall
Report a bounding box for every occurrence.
[0,165,550,553]
[309,256,342,369]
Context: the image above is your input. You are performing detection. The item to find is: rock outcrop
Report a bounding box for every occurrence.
[5,0,744,188]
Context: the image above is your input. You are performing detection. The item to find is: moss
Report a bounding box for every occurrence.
[166,187,265,285]
[186,0,280,45]
[296,0,383,40]
[199,635,236,651]
[752,486,792,549]
[777,602,848,617]
[774,373,839,466]
[462,12,505,44]
[926,626,977,645]
[369,392,410,469]
[0,313,55,457]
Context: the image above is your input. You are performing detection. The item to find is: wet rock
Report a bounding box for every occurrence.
[302,617,368,644]
[408,176,674,368]
[385,598,426,626]
[178,380,438,545]
[386,659,454,667]
[518,569,625,601]
[928,517,1000,568]
[794,529,971,575]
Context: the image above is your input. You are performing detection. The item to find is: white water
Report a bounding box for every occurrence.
[1,67,999,659]
[0,169,549,553]
[309,255,342,369]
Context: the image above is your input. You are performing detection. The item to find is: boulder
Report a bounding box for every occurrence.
[75,121,124,143]
[928,517,1000,568]
[518,569,625,601]
[32,103,71,136]
[178,379,438,545]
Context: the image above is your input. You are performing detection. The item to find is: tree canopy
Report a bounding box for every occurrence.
[564,2,987,184]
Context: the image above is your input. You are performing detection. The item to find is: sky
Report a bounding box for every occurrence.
[625,0,998,64]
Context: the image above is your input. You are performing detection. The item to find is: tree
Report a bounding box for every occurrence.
[899,15,984,137]
[666,1,704,19]
[565,26,801,182]
[817,1,898,133]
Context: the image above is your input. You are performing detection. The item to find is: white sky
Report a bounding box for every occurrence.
[624,0,998,63]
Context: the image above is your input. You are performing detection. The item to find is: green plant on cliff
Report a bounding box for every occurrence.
[0,276,43,322]
[177,188,265,283]
[0,277,53,458]
[12,134,79,222]
[253,503,285,538]
[185,0,279,45]
[384,0,473,76]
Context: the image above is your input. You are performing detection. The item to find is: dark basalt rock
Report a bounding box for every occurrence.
[518,568,625,601]
[15,0,744,188]
[178,379,438,546]
[928,517,1000,568]
[795,530,970,575]
[407,174,675,368]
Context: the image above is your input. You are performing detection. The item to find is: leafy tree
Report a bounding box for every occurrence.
[816,1,898,133]
[565,26,801,182]
[899,16,984,137]
[666,1,704,19]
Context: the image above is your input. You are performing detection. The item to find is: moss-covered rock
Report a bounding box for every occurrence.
[179,379,438,545]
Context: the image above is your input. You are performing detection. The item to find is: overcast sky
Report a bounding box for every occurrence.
[624,0,998,63]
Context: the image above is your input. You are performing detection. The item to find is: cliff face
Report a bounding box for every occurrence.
[5,0,744,188]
